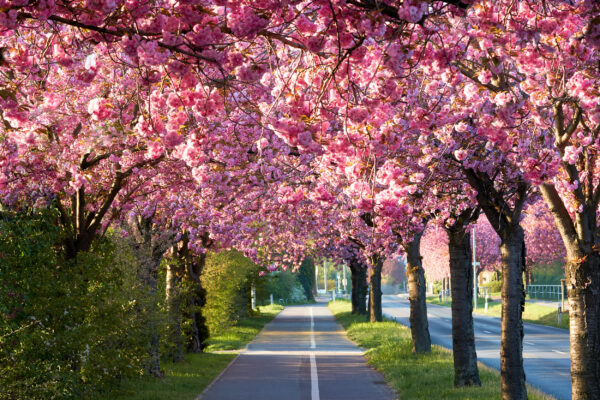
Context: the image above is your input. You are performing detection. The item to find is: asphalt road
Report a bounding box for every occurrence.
[200,301,396,400]
[382,294,571,400]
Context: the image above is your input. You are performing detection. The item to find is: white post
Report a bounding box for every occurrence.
[484,288,488,313]
[342,264,348,294]
[251,284,256,310]
[270,294,274,305]
[315,263,319,292]
[324,260,327,293]
[472,227,480,310]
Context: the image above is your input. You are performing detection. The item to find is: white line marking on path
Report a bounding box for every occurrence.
[483,330,492,334]
[310,307,316,349]
[524,341,535,346]
[310,353,320,400]
[553,350,567,355]
[243,350,364,356]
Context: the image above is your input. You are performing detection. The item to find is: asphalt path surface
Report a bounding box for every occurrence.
[382,294,571,400]
[201,301,396,400]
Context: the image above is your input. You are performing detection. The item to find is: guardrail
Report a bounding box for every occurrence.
[526,284,562,299]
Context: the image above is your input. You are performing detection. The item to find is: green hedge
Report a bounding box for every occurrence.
[0,210,151,399]
[201,250,261,335]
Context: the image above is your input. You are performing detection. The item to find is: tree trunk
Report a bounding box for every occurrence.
[143,258,162,377]
[447,227,481,387]
[184,251,209,354]
[166,261,184,363]
[349,259,367,315]
[406,232,431,353]
[188,283,209,353]
[541,184,600,399]
[368,256,383,322]
[499,227,527,400]
[567,252,600,399]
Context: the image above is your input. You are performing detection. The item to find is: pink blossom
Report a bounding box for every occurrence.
[87,98,112,121]
[478,70,493,84]
[454,149,468,161]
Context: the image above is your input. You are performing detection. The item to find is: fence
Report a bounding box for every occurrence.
[526,284,562,300]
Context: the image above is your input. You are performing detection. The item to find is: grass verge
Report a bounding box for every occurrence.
[102,303,284,400]
[427,296,569,329]
[205,304,284,352]
[329,300,554,400]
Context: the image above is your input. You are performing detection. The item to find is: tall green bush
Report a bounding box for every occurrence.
[201,250,261,335]
[298,257,316,301]
[0,210,150,399]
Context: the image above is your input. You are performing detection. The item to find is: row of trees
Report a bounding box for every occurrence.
[0,207,296,398]
[1,1,600,399]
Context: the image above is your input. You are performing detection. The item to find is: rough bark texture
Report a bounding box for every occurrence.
[125,214,175,377]
[541,185,600,399]
[566,253,600,400]
[185,252,209,353]
[166,261,184,363]
[464,167,529,400]
[447,227,481,387]
[368,255,383,322]
[349,258,367,315]
[498,227,527,400]
[143,258,162,377]
[406,232,431,353]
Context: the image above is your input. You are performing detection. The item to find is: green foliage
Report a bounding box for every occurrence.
[201,250,261,335]
[265,269,307,304]
[482,280,502,293]
[297,257,315,301]
[531,261,564,285]
[0,210,150,399]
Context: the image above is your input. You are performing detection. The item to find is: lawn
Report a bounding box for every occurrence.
[427,296,569,329]
[204,303,284,351]
[98,304,283,400]
[329,300,555,400]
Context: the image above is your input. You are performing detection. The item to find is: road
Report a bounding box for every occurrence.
[382,294,571,400]
[200,301,396,400]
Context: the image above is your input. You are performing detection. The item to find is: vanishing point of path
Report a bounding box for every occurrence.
[200,300,396,400]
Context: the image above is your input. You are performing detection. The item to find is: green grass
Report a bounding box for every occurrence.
[205,304,284,351]
[427,296,569,329]
[100,353,236,400]
[329,300,555,400]
[99,304,283,399]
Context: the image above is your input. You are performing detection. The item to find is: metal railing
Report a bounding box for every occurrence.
[526,284,562,300]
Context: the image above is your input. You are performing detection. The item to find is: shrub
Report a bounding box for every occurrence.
[0,210,150,399]
[201,250,261,335]
[482,280,502,293]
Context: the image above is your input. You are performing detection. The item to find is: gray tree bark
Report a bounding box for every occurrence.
[447,223,481,387]
[349,258,368,315]
[166,260,184,363]
[405,232,431,353]
[541,185,600,399]
[368,255,383,322]
[125,213,176,377]
[464,167,529,400]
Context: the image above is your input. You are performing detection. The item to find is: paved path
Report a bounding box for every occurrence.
[382,295,570,400]
[201,301,396,400]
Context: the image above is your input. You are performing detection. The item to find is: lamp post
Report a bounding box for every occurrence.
[323,260,327,293]
[472,227,480,310]
[315,263,319,293]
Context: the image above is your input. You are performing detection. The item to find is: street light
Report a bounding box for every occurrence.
[472,227,480,310]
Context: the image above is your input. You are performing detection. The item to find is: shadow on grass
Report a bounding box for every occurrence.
[96,353,236,400]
